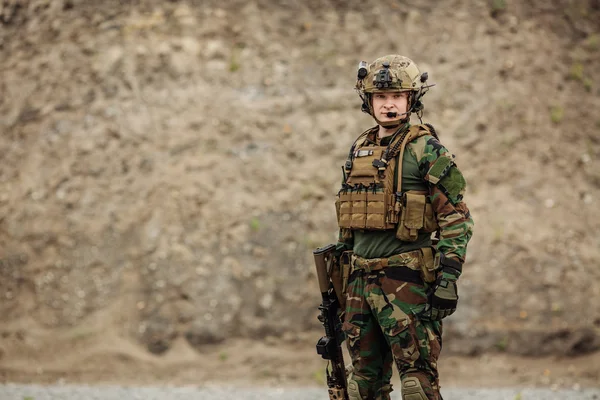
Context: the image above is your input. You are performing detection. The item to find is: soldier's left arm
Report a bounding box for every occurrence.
[418,136,474,274]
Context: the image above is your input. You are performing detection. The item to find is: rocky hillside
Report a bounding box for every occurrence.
[1,0,600,370]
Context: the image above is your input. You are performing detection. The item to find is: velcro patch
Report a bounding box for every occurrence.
[438,166,467,204]
[425,155,454,184]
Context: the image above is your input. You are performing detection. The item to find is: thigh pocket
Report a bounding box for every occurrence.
[383,320,409,338]
[383,321,420,366]
[342,321,361,353]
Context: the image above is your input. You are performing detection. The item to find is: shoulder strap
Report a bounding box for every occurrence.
[394,124,433,193]
[344,127,377,174]
[353,126,376,149]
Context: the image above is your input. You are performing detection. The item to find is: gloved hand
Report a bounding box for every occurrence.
[421,256,462,321]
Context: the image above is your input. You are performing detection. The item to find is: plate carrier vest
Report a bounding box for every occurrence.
[336,124,439,242]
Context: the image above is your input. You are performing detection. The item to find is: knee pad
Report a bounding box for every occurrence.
[347,371,392,400]
[401,376,427,400]
[347,378,362,400]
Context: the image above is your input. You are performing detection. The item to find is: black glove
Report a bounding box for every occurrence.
[421,256,462,321]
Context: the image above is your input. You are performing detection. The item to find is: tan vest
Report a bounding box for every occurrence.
[336,124,439,241]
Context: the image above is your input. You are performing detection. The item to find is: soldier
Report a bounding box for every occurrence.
[335,55,474,400]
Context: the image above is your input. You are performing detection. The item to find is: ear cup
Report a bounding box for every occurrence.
[409,90,423,113]
[413,99,423,112]
[361,101,370,113]
[361,93,372,115]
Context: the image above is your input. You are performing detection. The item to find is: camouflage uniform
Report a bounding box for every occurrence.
[336,55,473,400]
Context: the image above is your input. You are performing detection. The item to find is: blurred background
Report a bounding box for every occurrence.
[1,0,599,390]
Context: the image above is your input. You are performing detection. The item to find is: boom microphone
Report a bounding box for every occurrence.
[386,112,397,118]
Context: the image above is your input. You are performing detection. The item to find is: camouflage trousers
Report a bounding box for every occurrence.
[342,251,443,400]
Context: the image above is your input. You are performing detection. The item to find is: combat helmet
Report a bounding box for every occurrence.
[355,55,433,127]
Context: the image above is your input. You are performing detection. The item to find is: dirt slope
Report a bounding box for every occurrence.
[1,0,600,387]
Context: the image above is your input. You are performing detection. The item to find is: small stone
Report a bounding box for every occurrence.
[252,247,268,258]
[519,310,528,319]
[31,190,45,201]
[185,321,225,347]
[157,41,170,56]
[136,45,148,55]
[205,40,227,60]
[93,46,123,75]
[180,37,200,55]
[259,293,273,309]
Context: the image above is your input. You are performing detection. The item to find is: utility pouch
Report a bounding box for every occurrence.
[338,192,352,228]
[423,202,439,233]
[419,247,440,284]
[340,250,353,310]
[350,191,367,229]
[365,191,386,229]
[396,192,426,241]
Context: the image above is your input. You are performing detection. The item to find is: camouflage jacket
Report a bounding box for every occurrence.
[414,133,473,266]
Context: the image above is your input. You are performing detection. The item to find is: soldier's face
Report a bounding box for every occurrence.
[372,91,409,124]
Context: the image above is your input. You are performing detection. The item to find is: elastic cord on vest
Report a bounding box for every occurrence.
[383,123,411,161]
[424,122,439,140]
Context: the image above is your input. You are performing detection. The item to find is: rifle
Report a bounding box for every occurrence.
[313,243,348,400]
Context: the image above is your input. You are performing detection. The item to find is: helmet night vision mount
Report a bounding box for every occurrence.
[355,55,435,127]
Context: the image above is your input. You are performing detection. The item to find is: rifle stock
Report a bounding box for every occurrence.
[313,244,348,400]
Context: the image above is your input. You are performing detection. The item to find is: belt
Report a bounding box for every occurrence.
[351,249,423,274]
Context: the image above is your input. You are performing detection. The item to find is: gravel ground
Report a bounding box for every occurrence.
[1,384,600,400]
